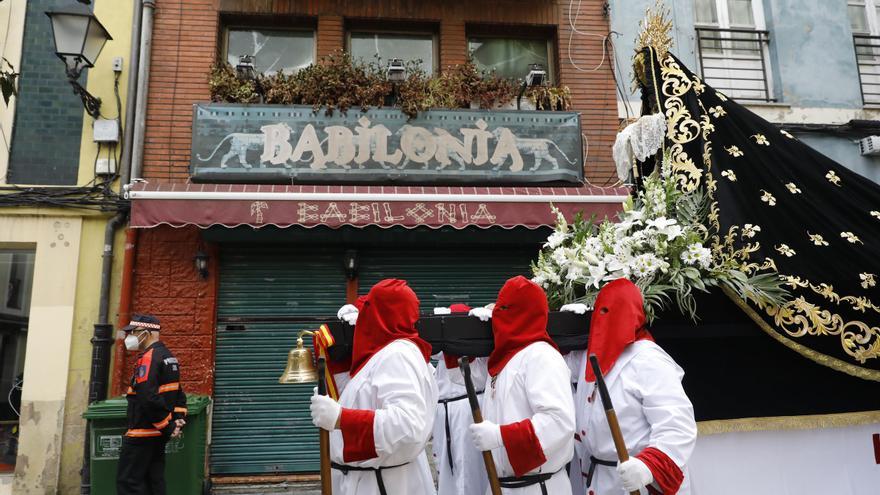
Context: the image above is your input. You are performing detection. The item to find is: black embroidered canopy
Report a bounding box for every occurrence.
[638,47,880,381]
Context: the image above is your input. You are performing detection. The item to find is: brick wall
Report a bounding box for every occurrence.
[7,0,85,185]
[143,0,619,184]
[116,226,218,396]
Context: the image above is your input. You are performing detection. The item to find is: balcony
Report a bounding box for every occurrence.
[854,34,880,106]
[696,27,774,103]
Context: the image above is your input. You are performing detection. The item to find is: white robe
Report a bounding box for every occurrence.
[464,342,576,495]
[433,353,490,495]
[573,340,697,495]
[563,350,587,495]
[330,339,439,495]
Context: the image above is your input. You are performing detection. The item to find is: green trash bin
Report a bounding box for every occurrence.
[84,395,212,495]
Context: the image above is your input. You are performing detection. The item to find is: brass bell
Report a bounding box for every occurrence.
[279,331,319,384]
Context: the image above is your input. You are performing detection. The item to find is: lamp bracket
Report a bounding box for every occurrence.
[69,78,102,119]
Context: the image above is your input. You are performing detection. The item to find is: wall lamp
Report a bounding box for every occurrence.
[517,63,548,110]
[45,4,112,119]
[194,250,209,280]
[343,250,359,280]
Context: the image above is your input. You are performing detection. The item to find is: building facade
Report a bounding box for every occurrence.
[612,0,880,184]
[120,0,627,487]
[0,0,133,493]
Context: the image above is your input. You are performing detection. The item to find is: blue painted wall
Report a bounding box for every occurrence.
[8,0,87,185]
[612,0,866,107]
[763,0,863,108]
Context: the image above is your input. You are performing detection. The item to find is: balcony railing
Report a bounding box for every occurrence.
[854,34,880,105]
[696,27,774,102]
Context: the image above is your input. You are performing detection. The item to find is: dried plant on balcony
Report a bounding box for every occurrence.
[209,52,571,118]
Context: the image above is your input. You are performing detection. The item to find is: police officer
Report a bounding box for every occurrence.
[116,314,187,495]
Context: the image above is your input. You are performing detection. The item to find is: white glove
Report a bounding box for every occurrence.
[617,458,653,492]
[310,390,341,431]
[337,304,359,325]
[468,307,493,322]
[433,307,452,315]
[469,421,502,451]
[560,303,590,314]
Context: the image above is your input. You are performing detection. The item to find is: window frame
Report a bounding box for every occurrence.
[345,28,440,75]
[694,0,766,31]
[848,0,880,35]
[466,33,557,84]
[220,15,317,75]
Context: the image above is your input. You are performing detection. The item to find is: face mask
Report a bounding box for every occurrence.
[124,331,147,351]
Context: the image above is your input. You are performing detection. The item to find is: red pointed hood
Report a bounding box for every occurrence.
[350,279,432,376]
[487,276,558,377]
[585,278,653,382]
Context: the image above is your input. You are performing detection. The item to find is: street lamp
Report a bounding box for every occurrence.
[235,54,264,102]
[45,4,112,119]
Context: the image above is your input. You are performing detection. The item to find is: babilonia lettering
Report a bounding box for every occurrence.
[292,202,497,226]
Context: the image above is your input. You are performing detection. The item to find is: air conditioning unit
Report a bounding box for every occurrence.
[858,135,880,156]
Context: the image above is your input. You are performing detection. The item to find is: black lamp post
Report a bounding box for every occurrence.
[517,63,547,110]
[236,55,264,103]
[343,250,359,280]
[45,4,112,119]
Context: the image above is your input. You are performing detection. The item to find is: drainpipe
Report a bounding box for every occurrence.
[81,212,126,494]
[130,0,156,181]
[111,228,139,397]
[119,0,144,186]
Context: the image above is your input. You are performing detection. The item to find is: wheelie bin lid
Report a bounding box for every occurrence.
[84,395,211,419]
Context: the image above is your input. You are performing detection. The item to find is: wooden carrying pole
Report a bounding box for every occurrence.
[317,358,332,495]
[588,355,639,495]
[459,357,503,495]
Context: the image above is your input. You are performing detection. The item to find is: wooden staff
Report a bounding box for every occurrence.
[459,357,502,495]
[588,355,639,495]
[317,358,332,495]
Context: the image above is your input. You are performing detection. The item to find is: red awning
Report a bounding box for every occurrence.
[128,183,629,230]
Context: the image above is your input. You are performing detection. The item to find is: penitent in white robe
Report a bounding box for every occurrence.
[563,350,587,495]
[330,339,439,495]
[433,353,490,495]
[460,342,576,495]
[573,340,697,495]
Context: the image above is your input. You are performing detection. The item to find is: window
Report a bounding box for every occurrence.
[468,37,554,82]
[0,251,35,473]
[695,0,774,102]
[225,28,315,74]
[349,32,436,75]
[849,0,880,104]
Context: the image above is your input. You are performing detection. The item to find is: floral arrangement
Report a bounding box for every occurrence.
[209,52,571,118]
[532,154,789,321]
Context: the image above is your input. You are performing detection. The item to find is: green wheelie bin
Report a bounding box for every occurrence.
[84,395,212,495]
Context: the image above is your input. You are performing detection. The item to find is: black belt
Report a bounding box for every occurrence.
[498,468,561,495]
[331,461,408,495]
[438,390,483,475]
[584,455,616,488]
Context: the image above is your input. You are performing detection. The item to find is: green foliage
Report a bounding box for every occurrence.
[208,52,571,118]
[1,58,18,105]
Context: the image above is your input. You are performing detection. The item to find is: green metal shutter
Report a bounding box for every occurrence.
[357,247,536,309]
[212,246,347,475]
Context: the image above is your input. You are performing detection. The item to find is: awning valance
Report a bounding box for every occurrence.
[128,183,629,229]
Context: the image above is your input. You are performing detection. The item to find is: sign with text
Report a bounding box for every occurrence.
[191,104,584,184]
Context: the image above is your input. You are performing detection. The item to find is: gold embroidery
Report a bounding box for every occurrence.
[725,145,743,157]
[871,210,880,220]
[742,224,761,238]
[840,231,863,244]
[752,134,770,145]
[659,55,702,192]
[780,130,795,139]
[808,232,828,246]
[776,244,796,257]
[721,169,737,181]
[716,92,729,102]
[861,273,876,289]
[782,275,880,315]
[698,411,880,436]
[709,106,727,118]
[785,182,802,194]
[826,171,842,186]
[760,190,776,206]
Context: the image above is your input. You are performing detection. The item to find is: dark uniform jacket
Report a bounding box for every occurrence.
[125,341,187,439]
